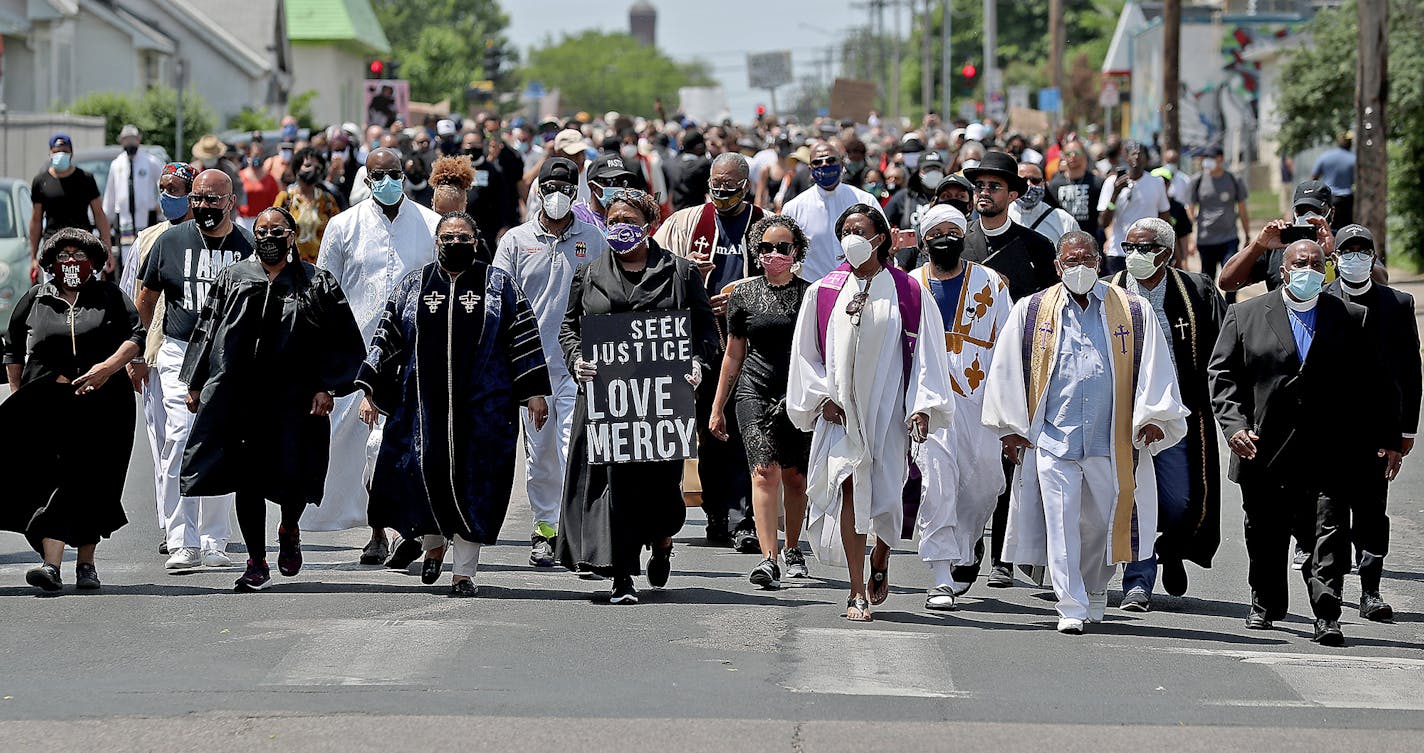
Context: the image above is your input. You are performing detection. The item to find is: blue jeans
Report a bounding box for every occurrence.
[1122,440,1190,595]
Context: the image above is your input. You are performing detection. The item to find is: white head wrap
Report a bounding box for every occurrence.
[917,203,967,237]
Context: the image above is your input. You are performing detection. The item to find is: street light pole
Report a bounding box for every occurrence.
[939,0,951,118]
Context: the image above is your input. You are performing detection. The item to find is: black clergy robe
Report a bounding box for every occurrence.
[359,261,550,544]
[181,259,366,505]
[1110,268,1226,568]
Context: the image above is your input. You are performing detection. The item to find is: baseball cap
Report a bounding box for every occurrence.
[1335,224,1375,250]
[436,119,456,137]
[554,129,586,156]
[119,124,141,141]
[918,151,946,170]
[49,133,72,149]
[901,132,925,152]
[1293,180,1332,212]
[539,157,580,185]
[588,152,636,182]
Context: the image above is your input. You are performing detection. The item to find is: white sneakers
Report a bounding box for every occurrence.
[165,547,201,569]
[201,549,232,568]
[1057,617,1085,634]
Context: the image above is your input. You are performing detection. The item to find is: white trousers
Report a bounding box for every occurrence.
[422,534,482,578]
[142,368,168,528]
[1036,449,1116,621]
[157,338,233,551]
[521,370,577,531]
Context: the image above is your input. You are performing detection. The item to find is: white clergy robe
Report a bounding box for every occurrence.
[982,281,1187,574]
[912,261,1013,571]
[309,198,441,531]
[787,267,954,566]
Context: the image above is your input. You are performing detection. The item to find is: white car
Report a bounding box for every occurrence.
[0,177,34,333]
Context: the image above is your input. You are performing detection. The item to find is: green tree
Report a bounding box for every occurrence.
[64,86,216,159]
[372,0,512,105]
[1277,0,1424,265]
[228,106,278,132]
[517,31,715,118]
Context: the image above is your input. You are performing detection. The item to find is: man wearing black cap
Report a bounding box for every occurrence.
[885,151,946,263]
[933,173,975,218]
[665,130,712,211]
[1219,180,1341,295]
[1324,224,1419,622]
[573,152,643,233]
[29,133,112,281]
[1187,145,1251,294]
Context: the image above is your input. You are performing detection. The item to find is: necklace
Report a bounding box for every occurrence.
[199,227,230,254]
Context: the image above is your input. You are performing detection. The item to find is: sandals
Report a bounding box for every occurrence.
[867,564,889,606]
[845,595,872,622]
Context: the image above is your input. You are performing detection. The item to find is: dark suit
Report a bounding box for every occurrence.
[1209,291,1395,621]
[1326,280,1420,591]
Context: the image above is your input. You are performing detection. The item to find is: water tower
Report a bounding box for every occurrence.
[630,1,656,47]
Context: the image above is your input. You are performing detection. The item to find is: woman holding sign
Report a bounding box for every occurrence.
[709,215,814,590]
[557,190,719,605]
[786,204,954,621]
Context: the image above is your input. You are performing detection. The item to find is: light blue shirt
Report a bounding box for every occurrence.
[1037,282,1114,460]
[1311,147,1356,197]
[1287,300,1316,362]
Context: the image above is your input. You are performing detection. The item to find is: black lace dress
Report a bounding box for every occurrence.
[726,276,813,472]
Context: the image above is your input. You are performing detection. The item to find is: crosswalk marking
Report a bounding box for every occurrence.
[784,627,959,698]
[1145,646,1424,710]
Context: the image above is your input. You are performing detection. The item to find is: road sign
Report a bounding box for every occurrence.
[1099,82,1120,109]
[1037,87,1061,114]
[1008,85,1030,112]
[524,80,546,99]
[747,51,794,90]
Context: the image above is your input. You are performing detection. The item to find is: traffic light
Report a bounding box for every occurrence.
[369,60,384,77]
[483,39,502,83]
[961,62,977,81]
[756,104,766,119]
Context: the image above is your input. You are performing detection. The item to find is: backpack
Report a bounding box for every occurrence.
[814,262,922,385]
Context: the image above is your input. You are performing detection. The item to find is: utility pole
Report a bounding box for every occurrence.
[891,0,902,125]
[1162,0,1181,152]
[939,0,951,117]
[982,0,998,121]
[1048,0,1064,93]
[920,0,932,119]
[875,0,888,117]
[1357,0,1388,259]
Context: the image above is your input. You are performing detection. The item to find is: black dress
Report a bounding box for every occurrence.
[725,276,813,472]
[555,241,719,576]
[0,281,144,550]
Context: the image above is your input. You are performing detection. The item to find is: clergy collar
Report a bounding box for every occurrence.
[1343,278,1373,297]
[981,215,1012,236]
[1282,288,1319,312]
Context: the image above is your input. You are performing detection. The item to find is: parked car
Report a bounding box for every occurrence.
[0,177,34,333]
[62,145,173,199]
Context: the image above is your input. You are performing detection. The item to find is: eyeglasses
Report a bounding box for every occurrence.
[254,227,292,239]
[189,193,229,206]
[438,233,474,244]
[709,180,747,194]
[973,181,1007,194]
[810,157,840,167]
[368,168,404,181]
[756,241,794,255]
[1121,242,1163,255]
[55,250,89,262]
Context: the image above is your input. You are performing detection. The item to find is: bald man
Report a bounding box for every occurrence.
[1210,240,1398,647]
[138,169,254,570]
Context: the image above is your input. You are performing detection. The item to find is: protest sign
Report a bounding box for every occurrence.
[581,311,698,464]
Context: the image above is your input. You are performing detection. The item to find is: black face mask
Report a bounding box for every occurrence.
[123,143,139,156]
[255,237,288,265]
[194,205,225,232]
[946,198,971,216]
[924,235,964,270]
[438,242,476,273]
[298,169,320,185]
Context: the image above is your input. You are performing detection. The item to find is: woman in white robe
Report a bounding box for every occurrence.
[787,204,953,621]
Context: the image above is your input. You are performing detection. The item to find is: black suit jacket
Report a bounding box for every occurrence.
[1208,291,1395,484]
[962,219,1058,301]
[1325,280,1422,437]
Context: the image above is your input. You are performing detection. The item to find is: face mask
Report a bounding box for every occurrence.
[255,236,289,265]
[947,198,971,215]
[298,169,320,185]
[54,259,94,289]
[371,176,405,206]
[759,252,794,277]
[810,164,842,189]
[194,205,226,232]
[865,182,882,195]
[50,152,71,171]
[709,182,746,211]
[159,192,189,222]
[606,222,648,254]
[1285,267,1325,301]
[924,235,964,270]
[846,159,866,172]
[438,241,477,273]
[1201,158,1218,171]
[1125,249,1163,280]
[281,124,299,140]
[1016,184,1046,211]
[544,191,572,220]
[1060,264,1097,295]
[281,149,294,162]
[1337,252,1373,284]
[841,233,875,267]
[920,169,944,189]
[124,143,139,156]
[620,145,639,161]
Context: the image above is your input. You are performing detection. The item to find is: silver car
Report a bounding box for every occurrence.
[0,177,34,333]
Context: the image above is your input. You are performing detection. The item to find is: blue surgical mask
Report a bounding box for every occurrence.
[810,164,842,189]
[159,192,189,222]
[51,152,72,171]
[371,175,405,206]
[1285,267,1325,301]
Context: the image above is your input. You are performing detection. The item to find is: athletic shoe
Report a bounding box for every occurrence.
[925,586,957,611]
[158,540,169,556]
[1292,546,1308,571]
[234,560,271,592]
[1245,612,1273,630]
[74,563,101,591]
[732,527,759,553]
[1161,558,1189,596]
[449,579,478,598]
[1360,592,1395,622]
[782,546,809,579]
[1088,591,1108,622]
[609,576,639,604]
[986,564,1014,588]
[25,563,62,593]
[360,534,389,565]
[647,545,673,589]
[705,514,730,545]
[1120,587,1151,613]
[529,534,556,568]
[385,535,422,569]
[277,526,302,577]
[1312,618,1345,647]
[749,558,781,590]
[165,547,202,570]
[1057,617,1084,635]
[201,548,232,568]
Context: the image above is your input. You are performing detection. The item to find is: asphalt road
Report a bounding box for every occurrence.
[2,395,1423,752]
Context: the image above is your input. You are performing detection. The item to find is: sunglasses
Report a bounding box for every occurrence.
[55,250,89,262]
[756,241,794,255]
[189,193,229,206]
[254,227,292,239]
[368,169,403,181]
[438,233,474,244]
[973,181,1007,194]
[1121,242,1164,255]
[540,182,577,197]
[810,157,840,167]
[1025,176,1044,185]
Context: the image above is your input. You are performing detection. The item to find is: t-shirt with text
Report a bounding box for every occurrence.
[141,221,255,341]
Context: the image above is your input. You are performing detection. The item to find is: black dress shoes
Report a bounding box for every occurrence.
[1360,592,1395,622]
[1312,618,1345,647]
[1161,558,1188,597]
[1245,612,1273,630]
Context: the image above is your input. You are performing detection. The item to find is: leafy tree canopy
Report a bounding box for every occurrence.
[517,30,715,118]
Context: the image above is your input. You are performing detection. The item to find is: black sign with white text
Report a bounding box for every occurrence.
[581,311,698,464]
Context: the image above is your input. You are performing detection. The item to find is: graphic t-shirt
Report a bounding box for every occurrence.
[706,207,754,295]
[141,220,255,341]
[1047,171,1104,238]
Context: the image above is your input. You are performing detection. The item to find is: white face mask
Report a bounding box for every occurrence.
[1125,250,1162,280]
[1060,264,1097,295]
[1336,251,1373,284]
[1201,158,1218,171]
[920,169,944,188]
[841,233,875,267]
[544,191,572,220]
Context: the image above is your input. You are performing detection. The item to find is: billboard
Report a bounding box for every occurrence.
[364,79,410,128]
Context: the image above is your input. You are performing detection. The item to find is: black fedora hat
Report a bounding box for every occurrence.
[963,150,1026,195]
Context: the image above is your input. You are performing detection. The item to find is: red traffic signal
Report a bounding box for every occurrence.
[756,105,766,117]
[369,60,385,76]
[961,63,977,79]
